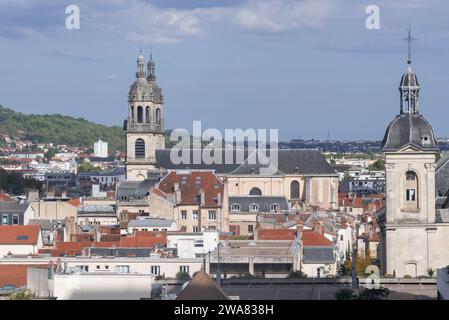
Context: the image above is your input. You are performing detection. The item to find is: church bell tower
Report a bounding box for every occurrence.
[124,52,165,181]
[379,28,439,277]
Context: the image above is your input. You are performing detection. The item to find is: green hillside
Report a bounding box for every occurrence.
[0,105,125,153]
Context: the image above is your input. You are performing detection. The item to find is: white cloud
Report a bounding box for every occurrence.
[232,0,338,33]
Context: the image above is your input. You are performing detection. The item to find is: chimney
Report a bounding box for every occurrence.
[216,192,222,206]
[199,188,205,206]
[313,221,323,234]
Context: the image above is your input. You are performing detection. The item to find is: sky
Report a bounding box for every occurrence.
[1,0,449,141]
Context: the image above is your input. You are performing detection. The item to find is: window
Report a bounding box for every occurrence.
[96,265,101,270]
[181,210,187,220]
[231,204,240,212]
[249,203,259,212]
[290,181,300,199]
[340,235,344,241]
[115,265,130,274]
[406,189,416,201]
[151,266,161,275]
[193,226,199,232]
[155,108,162,125]
[270,204,279,213]
[180,266,190,274]
[248,225,254,232]
[137,106,143,123]
[105,265,109,270]
[406,171,417,181]
[1,214,8,225]
[192,210,199,220]
[130,106,134,121]
[135,139,145,158]
[404,170,418,210]
[12,215,19,225]
[146,106,150,123]
[249,187,262,196]
[208,210,217,220]
[209,226,216,230]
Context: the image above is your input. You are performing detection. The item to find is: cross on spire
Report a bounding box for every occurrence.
[402,26,417,63]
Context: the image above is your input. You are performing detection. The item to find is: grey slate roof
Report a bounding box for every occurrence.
[228,196,289,212]
[156,149,336,175]
[89,247,154,257]
[128,218,175,228]
[400,71,419,88]
[436,153,449,197]
[381,114,438,152]
[303,246,335,264]
[117,177,159,200]
[0,201,28,214]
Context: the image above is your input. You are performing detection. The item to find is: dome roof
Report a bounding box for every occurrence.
[381,113,438,152]
[129,78,149,98]
[400,71,419,88]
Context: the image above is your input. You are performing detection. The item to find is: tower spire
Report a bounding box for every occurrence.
[147,48,156,82]
[402,25,417,70]
[399,27,420,115]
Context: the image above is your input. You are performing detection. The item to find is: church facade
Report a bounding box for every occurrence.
[378,37,449,277]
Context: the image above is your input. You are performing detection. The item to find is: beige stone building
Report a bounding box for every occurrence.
[378,48,449,277]
[124,53,165,181]
[151,170,225,232]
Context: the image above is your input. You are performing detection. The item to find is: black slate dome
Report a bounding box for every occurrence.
[400,71,419,88]
[381,113,438,152]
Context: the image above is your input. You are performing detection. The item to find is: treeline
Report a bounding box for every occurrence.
[0,105,125,152]
[0,169,42,195]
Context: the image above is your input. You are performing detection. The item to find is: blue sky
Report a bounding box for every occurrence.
[1,0,449,140]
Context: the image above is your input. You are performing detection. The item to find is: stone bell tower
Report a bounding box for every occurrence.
[124,52,165,181]
[379,28,440,277]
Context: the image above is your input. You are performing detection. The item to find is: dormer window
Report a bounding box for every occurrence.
[250,168,256,174]
[421,135,430,145]
[249,203,259,212]
[270,204,279,212]
[231,204,240,212]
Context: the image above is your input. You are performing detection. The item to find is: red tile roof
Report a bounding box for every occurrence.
[301,230,333,247]
[120,235,166,247]
[0,193,14,201]
[67,198,81,207]
[0,225,40,245]
[258,229,296,240]
[158,171,223,207]
[0,265,49,288]
[150,188,168,199]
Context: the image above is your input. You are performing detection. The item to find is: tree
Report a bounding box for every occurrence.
[44,149,57,162]
[344,251,373,276]
[368,159,385,170]
[10,288,33,300]
[358,287,390,300]
[335,288,358,300]
[77,161,98,173]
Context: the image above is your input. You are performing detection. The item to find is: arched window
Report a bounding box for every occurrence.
[146,106,150,123]
[231,204,241,212]
[130,106,134,122]
[404,170,418,210]
[135,139,145,159]
[137,106,143,123]
[249,203,259,212]
[155,108,161,125]
[290,181,300,199]
[249,187,262,196]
